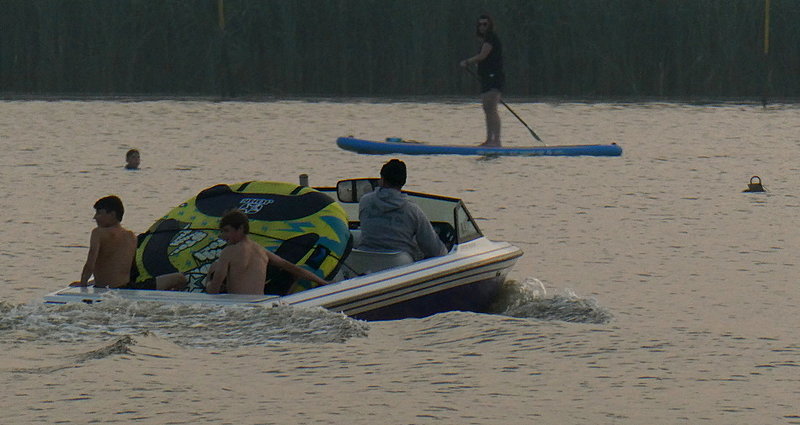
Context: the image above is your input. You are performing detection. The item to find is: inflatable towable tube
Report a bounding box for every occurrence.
[133,181,352,294]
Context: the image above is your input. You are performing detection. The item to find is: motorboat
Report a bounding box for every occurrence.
[44,178,523,321]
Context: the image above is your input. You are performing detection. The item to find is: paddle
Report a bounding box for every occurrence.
[463,67,546,146]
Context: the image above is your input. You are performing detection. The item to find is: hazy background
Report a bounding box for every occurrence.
[2,0,794,99]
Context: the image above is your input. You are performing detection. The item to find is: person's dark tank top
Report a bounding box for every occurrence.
[478,32,503,78]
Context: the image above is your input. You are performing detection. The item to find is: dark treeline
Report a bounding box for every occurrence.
[1,0,797,98]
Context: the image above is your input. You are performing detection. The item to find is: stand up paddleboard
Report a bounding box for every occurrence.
[336,137,622,157]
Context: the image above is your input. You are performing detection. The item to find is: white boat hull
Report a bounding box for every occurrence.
[44,237,521,320]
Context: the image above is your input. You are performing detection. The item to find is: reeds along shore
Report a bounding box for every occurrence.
[2,0,797,98]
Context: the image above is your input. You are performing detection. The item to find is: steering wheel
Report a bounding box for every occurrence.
[432,222,456,250]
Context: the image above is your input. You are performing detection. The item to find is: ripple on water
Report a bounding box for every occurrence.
[490,278,613,324]
[0,298,369,348]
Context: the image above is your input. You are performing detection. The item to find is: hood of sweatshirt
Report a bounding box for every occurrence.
[368,187,407,213]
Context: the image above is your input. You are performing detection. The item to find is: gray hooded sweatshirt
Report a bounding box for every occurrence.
[357,187,447,260]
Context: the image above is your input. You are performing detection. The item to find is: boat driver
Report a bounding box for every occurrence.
[356,159,447,260]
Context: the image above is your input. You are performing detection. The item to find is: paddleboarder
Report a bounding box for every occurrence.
[460,14,505,147]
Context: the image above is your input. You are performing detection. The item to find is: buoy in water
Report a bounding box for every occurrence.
[743,176,765,192]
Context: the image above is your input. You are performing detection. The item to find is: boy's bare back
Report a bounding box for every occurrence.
[92,226,137,287]
[218,238,269,295]
[205,210,329,295]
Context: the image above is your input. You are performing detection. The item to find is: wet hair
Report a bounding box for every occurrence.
[219,209,249,234]
[94,195,125,221]
[475,14,495,37]
[380,159,407,188]
[126,149,139,159]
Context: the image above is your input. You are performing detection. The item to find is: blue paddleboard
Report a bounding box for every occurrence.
[336,137,622,157]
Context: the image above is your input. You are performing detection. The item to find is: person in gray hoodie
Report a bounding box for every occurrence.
[357,159,448,261]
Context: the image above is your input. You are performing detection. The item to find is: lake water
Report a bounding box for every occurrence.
[0,99,798,424]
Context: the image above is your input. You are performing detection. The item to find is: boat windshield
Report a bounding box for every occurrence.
[319,182,483,246]
[455,201,481,243]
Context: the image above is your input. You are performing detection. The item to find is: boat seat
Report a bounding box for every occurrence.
[339,248,414,279]
[349,223,454,251]
[350,229,363,247]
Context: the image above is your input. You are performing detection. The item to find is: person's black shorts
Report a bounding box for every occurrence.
[480,72,505,93]
[120,278,157,290]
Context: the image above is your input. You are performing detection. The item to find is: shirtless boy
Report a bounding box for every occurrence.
[205,210,329,295]
[71,195,137,288]
[71,196,186,290]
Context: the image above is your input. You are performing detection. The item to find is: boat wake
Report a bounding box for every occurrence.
[490,278,613,324]
[0,298,369,349]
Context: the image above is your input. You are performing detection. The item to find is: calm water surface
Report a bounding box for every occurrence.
[0,100,798,424]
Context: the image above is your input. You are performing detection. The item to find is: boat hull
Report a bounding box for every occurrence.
[44,238,522,321]
[337,136,623,157]
[281,237,522,320]
[349,273,505,321]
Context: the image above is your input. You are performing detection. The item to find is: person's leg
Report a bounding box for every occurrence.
[155,272,187,290]
[481,90,501,146]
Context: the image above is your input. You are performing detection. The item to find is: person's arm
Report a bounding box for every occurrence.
[71,228,101,286]
[266,250,329,287]
[413,208,447,258]
[205,252,231,294]
[460,42,493,67]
